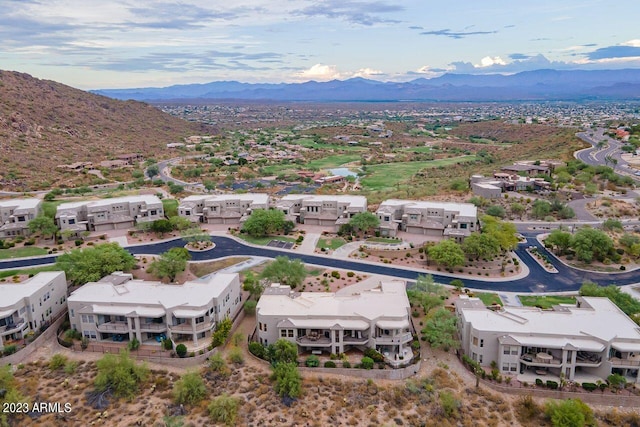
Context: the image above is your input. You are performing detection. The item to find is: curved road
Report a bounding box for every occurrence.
[2,234,640,293]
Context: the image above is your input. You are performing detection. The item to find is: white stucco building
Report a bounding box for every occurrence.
[67,272,242,351]
[56,195,164,232]
[0,198,43,238]
[275,194,367,230]
[256,280,414,367]
[178,193,269,224]
[0,271,68,347]
[456,295,640,383]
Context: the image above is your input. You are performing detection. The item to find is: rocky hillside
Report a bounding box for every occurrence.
[0,70,214,190]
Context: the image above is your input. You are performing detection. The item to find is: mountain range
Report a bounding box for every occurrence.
[93,69,640,102]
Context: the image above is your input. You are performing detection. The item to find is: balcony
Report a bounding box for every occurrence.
[375,332,413,345]
[610,357,640,367]
[575,352,602,367]
[343,335,369,344]
[520,353,562,367]
[96,322,129,333]
[1,320,27,336]
[296,335,332,347]
[140,322,167,332]
[170,321,212,333]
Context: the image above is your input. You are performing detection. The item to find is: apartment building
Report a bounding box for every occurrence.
[67,272,242,350]
[0,198,42,238]
[275,194,367,230]
[376,199,478,241]
[0,271,68,347]
[56,195,164,232]
[256,280,414,367]
[455,295,640,383]
[178,193,269,224]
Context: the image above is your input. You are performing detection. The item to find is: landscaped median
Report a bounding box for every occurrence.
[525,246,558,273]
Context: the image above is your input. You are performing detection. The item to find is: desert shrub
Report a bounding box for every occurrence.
[581,382,597,392]
[173,371,207,405]
[48,353,68,371]
[211,317,233,348]
[360,356,374,370]
[305,355,320,367]
[176,344,187,358]
[2,345,17,356]
[127,337,140,351]
[515,395,541,423]
[546,380,558,389]
[347,271,355,277]
[64,361,78,374]
[227,347,244,365]
[94,350,149,400]
[324,361,336,368]
[535,378,544,386]
[439,390,460,419]
[544,398,594,427]
[208,393,240,426]
[65,329,82,340]
[162,339,173,350]
[342,361,351,368]
[248,342,266,359]
[271,362,302,398]
[331,270,341,279]
[243,300,257,315]
[364,348,385,363]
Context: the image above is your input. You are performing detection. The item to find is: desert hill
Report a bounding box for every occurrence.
[0,70,214,190]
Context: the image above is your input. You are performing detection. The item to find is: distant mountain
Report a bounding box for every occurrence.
[93,69,640,102]
[0,70,214,190]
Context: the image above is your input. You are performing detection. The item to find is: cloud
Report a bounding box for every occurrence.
[623,40,640,47]
[295,64,343,80]
[478,56,506,67]
[586,45,640,60]
[509,53,532,60]
[419,28,497,39]
[294,0,403,26]
[450,54,561,74]
[352,68,384,78]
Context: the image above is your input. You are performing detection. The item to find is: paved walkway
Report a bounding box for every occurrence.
[297,232,321,254]
[498,292,523,307]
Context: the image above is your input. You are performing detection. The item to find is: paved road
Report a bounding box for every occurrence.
[576,128,640,182]
[3,234,640,293]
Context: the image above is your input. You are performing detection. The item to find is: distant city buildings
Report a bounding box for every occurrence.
[0,271,67,347]
[56,195,164,232]
[0,198,42,238]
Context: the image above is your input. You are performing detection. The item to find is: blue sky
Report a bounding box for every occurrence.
[1,0,639,89]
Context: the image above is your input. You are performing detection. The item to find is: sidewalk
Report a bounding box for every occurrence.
[297,232,320,254]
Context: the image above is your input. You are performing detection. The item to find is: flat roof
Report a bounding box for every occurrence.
[0,198,41,210]
[377,199,477,218]
[279,194,367,209]
[56,195,162,212]
[257,280,409,321]
[457,296,640,345]
[68,272,238,311]
[0,272,66,310]
[201,193,269,204]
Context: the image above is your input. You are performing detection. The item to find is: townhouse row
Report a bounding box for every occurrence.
[2,194,478,240]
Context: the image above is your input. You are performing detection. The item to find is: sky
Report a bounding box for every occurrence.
[1,0,640,90]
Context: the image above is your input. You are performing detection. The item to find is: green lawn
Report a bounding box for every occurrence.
[236,234,297,246]
[518,295,576,309]
[305,154,361,170]
[361,156,477,191]
[399,146,439,153]
[316,237,347,250]
[0,265,59,279]
[162,199,179,217]
[0,246,49,260]
[477,293,503,306]
[294,138,367,152]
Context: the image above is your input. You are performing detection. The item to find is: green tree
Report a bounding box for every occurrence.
[241,209,287,237]
[242,271,264,300]
[267,339,299,365]
[169,216,194,231]
[148,247,191,282]
[28,215,58,240]
[413,274,447,296]
[150,219,173,236]
[607,373,627,390]
[481,215,519,252]
[427,239,465,269]
[462,233,501,260]
[545,229,572,255]
[94,350,149,400]
[510,202,525,219]
[532,200,552,219]
[55,243,136,286]
[421,308,459,350]
[173,371,207,405]
[602,218,623,231]
[261,256,307,288]
[147,164,160,179]
[485,205,506,219]
[211,317,233,348]
[208,393,240,426]
[544,398,594,427]
[348,212,380,235]
[271,362,302,398]
[571,227,614,263]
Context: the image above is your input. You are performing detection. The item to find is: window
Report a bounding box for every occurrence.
[288,330,294,337]
[510,364,517,372]
[511,348,518,356]
[281,329,287,337]
[460,223,467,229]
[70,309,74,318]
[503,363,509,371]
[68,219,75,225]
[503,346,510,355]
[480,339,484,348]
[472,336,478,346]
[19,306,26,315]
[196,316,205,324]
[81,314,94,323]
[478,355,483,363]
